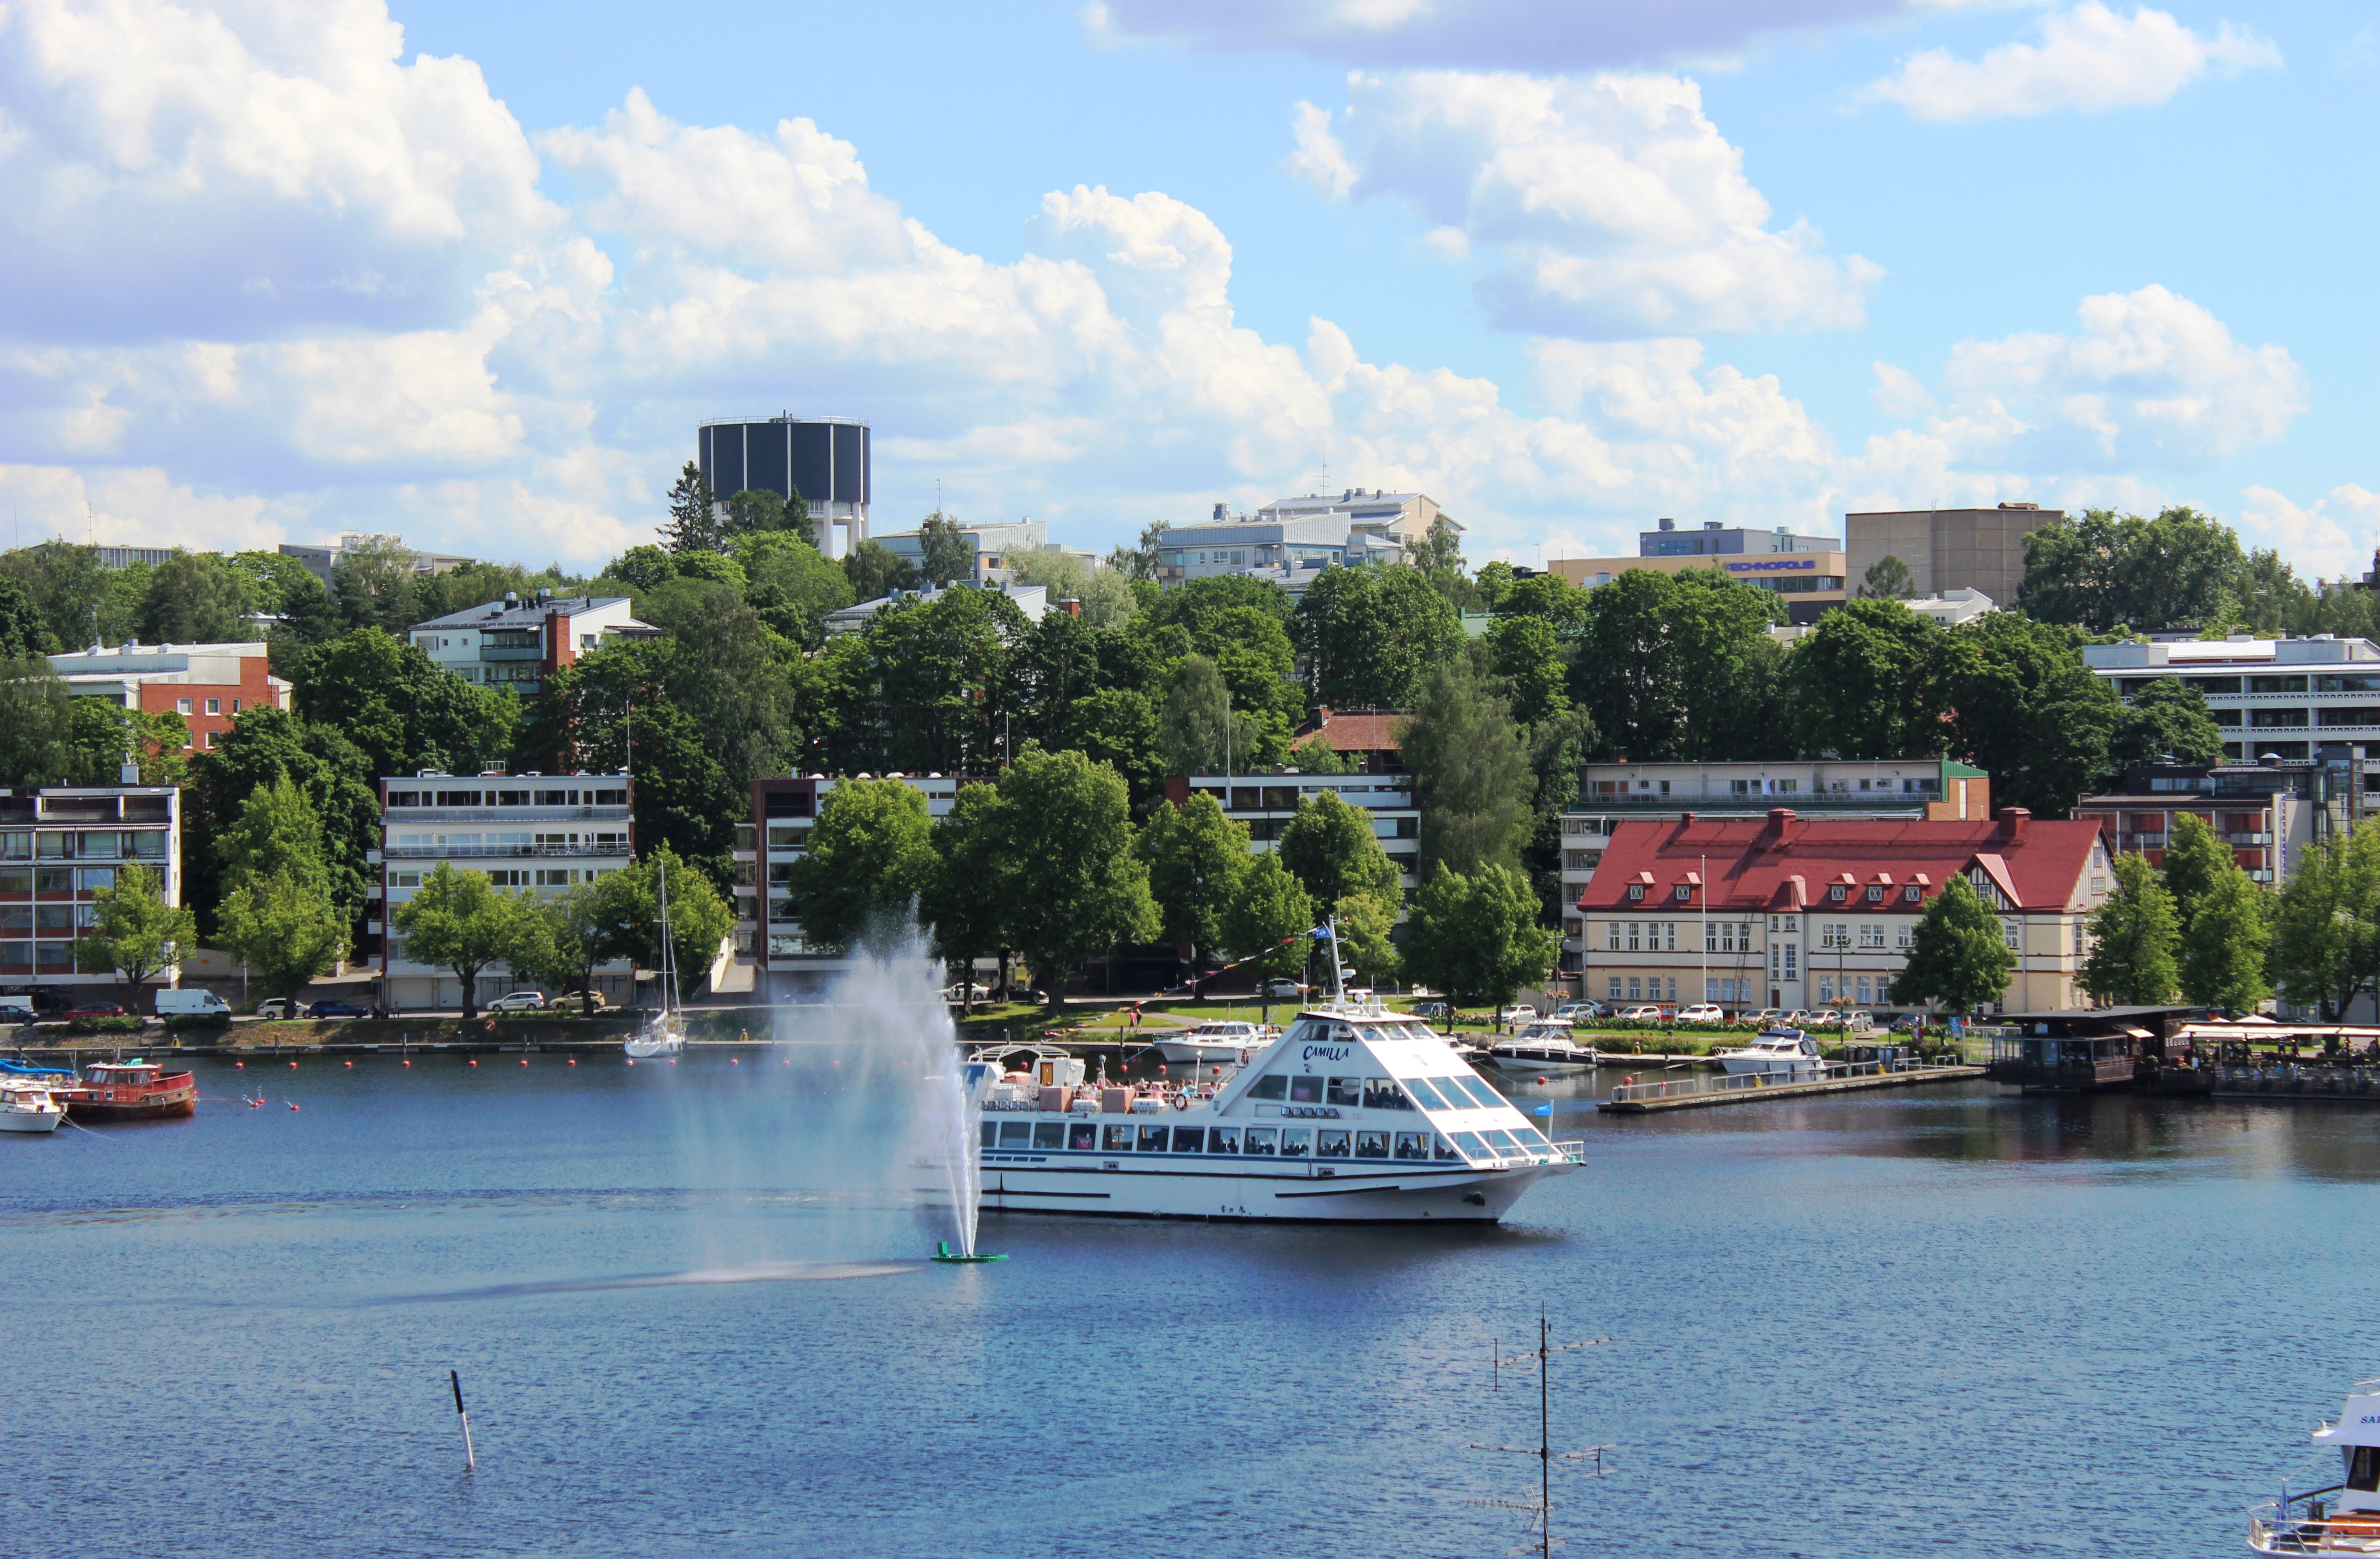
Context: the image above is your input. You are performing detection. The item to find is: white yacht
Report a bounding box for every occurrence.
[1482,1016,1598,1075]
[1714,1028,1824,1079]
[2251,1381,2380,1551]
[0,1081,65,1133]
[1150,1020,1274,1065]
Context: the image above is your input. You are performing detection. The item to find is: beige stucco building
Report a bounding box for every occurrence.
[1845,505,2062,606]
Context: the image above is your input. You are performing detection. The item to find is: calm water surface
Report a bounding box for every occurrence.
[6,1052,2375,1558]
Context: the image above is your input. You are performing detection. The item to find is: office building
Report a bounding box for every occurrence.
[1844,504,2062,607]
[1578,808,2108,1016]
[697,415,870,557]
[1153,490,1450,588]
[92,545,182,571]
[0,785,182,1002]
[2080,634,2380,765]
[1546,549,1850,625]
[409,593,655,698]
[1637,518,1839,557]
[1555,759,1993,987]
[373,771,636,1009]
[46,640,290,753]
[869,518,1094,586]
[280,535,472,588]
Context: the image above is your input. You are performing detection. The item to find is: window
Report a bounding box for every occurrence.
[1207,1127,1241,1155]
[1820,923,1848,949]
[1605,922,1620,952]
[1674,885,1690,902]
[2072,921,2086,956]
[1280,1129,1312,1158]
[1317,1130,1351,1158]
[1288,1075,1325,1105]
[1660,923,1678,952]
[1325,1077,1363,1107]
[1248,1073,1287,1100]
[231,699,241,713]
[1628,977,1642,999]
[1405,1077,1452,1110]
[1783,946,1797,979]
[1103,1124,1134,1152]
[1819,975,1834,1003]
[175,697,192,714]
[1243,1127,1278,1155]
[1667,978,1678,1002]
[1829,885,1847,901]
[1069,1123,1097,1151]
[1896,924,1913,950]
[2350,1447,2380,1495]
[1607,977,1621,999]
[998,1121,1032,1147]
[1859,924,1885,949]
[1857,976,1873,1005]
[1904,886,1920,902]
[1627,884,1645,901]
[1033,1122,1065,1150]
[204,697,220,715]
[1136,1124,1169,1152]
[1626,922,1640,952]
[203,731,219,748]
[2003,921,2021,951]
[1355,1131,1390,1159]
[1866,886,1883,902]
[1394,1132,1430,1161]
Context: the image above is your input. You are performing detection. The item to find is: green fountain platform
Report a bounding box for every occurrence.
[930,1241,1007,1264]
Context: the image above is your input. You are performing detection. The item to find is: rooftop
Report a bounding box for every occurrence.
[412,596,637,631]
[1291,708,1407,755]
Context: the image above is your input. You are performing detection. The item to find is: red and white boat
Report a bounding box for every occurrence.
[61,1060,197,1121]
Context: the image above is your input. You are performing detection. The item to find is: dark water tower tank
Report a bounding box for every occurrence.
[697,415,870,552]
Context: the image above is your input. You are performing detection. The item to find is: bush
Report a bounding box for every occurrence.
[64,1015,146,1036]
[164,1013,231,1032]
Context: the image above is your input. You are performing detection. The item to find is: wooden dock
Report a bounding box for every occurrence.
[1598,1065,1986,1113]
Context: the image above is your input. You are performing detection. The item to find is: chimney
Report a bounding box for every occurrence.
[1763,808,1796,848]
[1997,807,2031,841]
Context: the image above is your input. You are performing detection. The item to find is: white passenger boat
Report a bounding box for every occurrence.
[1150,1020,1274,1065]
[0,1080,67,1133]
[1482,1017,1598,1075]
[2250,1381,2380,1551]
[1714,1029,1824,1079]
[623,864,686,1060]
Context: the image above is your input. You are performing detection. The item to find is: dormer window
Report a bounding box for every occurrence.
[1627,885,1645,901]
[1866,886,1883,902]
[1674,885,1690,902]
[1903,886,1921,902]
[1829,885,1847,901]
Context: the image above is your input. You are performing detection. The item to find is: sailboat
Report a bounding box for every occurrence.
[623,862,686,1059]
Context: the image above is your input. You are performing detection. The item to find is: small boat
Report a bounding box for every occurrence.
[1151,1020,1274,1064]
[623,865,686,1060]
[1714,1029,1824,1079]
[2251,1380,2380,1552]
[0,1081,66,1133]
[1482,1017,1599,1074]
[60,1060,197,1121]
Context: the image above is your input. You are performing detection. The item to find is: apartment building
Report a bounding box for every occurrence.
[823,583,1050,637]
[868,518,1095,586]
[409,593,654,697]
[281,534,472,588]
[373,770,635,1009]
[2082,633,2380,766]
[0,785,181,1003]
[1845,504,2062,607]
[1579,808,2109,1016]
[47,640,290,753]
[1162,773,1420,892]
[2070,762,2326,885]
[1153,491,1449,589]
[1554,759,1992,987]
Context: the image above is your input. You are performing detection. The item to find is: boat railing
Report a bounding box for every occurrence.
[1551,1139,1586,1163]
[2250,1488,2360,1553]
[1605,1056,1958,1105]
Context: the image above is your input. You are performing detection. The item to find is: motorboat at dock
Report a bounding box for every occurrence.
[0,1077,67,1133]
[59,1059,196,1121]
[1480,1016,1598,1074]
[1714,1029,1823,1079]
[965,998,1583,1223]
[1149,1020,1274,1065]
[2251,1381,2380,1551]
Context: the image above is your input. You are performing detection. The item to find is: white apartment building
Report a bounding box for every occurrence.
[373,770,636,1010]
[410,593,654,698]
[823,583,1049,637]
[1154,490,1451,589]
[0,785,182,1004]
[1163,773,1420,898]
[2082,634,2380,765]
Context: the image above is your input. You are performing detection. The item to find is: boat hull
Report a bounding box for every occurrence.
[1481,1050,1597,1074]
[0,1107,64,1133]
[1150,1041,1260,1064]
[63,1090,196,1121]
[978,1159,1567,1223]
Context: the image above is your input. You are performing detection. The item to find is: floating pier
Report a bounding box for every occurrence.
[1597,1062,1984,1113]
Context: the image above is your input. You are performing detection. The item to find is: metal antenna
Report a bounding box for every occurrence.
[1468,1311,1612,1559]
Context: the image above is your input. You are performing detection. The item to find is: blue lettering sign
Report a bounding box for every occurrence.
[1725,558,1816,573]
[1301,1044,1352,1063]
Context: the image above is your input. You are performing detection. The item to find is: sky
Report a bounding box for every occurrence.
[0,0,2374,579]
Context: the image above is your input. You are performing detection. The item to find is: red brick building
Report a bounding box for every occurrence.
[47,641,290,754]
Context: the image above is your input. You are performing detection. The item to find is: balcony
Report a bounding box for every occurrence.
[385,806,630,823]
[480,645,543,661]
[1569,793,1937,812]
[382,842,631,859]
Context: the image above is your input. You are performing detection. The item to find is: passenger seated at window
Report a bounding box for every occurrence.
[1207,1127,1240,1154]
[1104,1124,1134,1152]
[1393,1132,1429,1161]
[1068,1123,1097,1150]
[1318,1130,1351,1158]
[1288,1075,1326,1105]
[1033,1122,1065,1149]
[1280,1128,1312,1157]
[1433,1135,1462,1161]
[1243,1127,1278,1155]
[1325,1077,1363,1107]
[1354,1131,1389,1158]
[1172,1127,1205,1153]
[1137,1124,1169,1152]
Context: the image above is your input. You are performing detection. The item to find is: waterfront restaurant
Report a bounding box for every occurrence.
[1982,1006,2198,1091]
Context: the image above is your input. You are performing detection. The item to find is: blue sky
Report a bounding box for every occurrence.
[1,0,2372,578]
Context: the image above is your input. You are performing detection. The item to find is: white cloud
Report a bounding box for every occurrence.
[1862,4,2280,121]
[1284,101,1355,199]
[1307,71,1881,338]
[2239,484,2380,583]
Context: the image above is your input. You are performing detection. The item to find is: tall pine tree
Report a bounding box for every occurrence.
[663,461,722,554]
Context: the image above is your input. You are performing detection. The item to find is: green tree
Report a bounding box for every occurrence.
[2158,812,2233,929]
[786,777,938,954]
[1219,852,1314,992]
[187,707,379,932]
[0,576,43,658]
[2179,869,2273,1015]
[1888,876,2015,1015]
[1330,890,1402,988]
[0,541,142,652]
[1936,612,2118,819]
[1294,563,1465,709]
[603,847,736,1003]
[216,775,329,893]
[391,863,521,1018]
[921,782,1012,1010]
[664,461,722,554]
[2079,854,2181,1005]
[1786,596,1946,759]
[2271,822,2380,1021]
[1568,566,1787,762]
[916,511,974,587]
[1276,789,1402,908]
[1106,521,1168,583]
[291,627,517,779]
[826,587,1021,776]
[1134,790,1248,978]
[1154,653,1260,775]
[328,535,423,634]
[2016,507,2257,634]
[1285,739,1353,774]
[1484,613,1570,728]
[1401,863,1559,1009]
[74,863,196,993]
[2109,680,2226,769]
[1401,653,1534,876]
[140,550,252,644]
[842,539,920,601]
[733,531,854,651]
[1858,555,1916,600]
[603,544,681,593]
[506,879,626,1015]
[721,487,812,543]
[995,746,1160,1007]
[218,871,350,1009]
[0,660,185,787]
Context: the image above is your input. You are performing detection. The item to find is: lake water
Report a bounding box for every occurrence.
[6,1051,2374,1558]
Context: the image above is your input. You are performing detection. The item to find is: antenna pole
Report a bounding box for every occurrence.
[1540,1311,1551,1559]
[450,1368,476,1470]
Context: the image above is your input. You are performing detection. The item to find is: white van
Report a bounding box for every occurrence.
[155,989,232,1018]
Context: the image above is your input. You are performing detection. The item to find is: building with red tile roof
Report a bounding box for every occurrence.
[1288,707,1406,774]
[1576,807,2113,1015]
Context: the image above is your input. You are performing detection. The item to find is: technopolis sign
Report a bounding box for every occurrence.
[1724,557,1818,574]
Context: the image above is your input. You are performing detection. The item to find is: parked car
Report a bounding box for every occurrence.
[155,989,231,1018]
[1263,979,1307,999]
[256,997,295,1019]
[1557,1000,1607,1020]
[942,982,992,1003]
[1746,1008,1785,1026]
[0,996,37,1025]
[1841,1010,1875,1032]
[1891,1013,1927,1033]
[1409,1000,1451,1019]
[1675,1002,1724,1024]
[63,1002,126,1019]
[486,991,547,1012]
[1495,1004,1536,1026]
[1616,1004,1665,1022]
[307,999,372,1019]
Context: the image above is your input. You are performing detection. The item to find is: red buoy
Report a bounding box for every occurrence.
[344,1060,354,1069]
[626,1059,634,1067]
[730,1057,739,1065]
[289,1102,300,1110]
[519,1058,528,1067]
[468,1059,477,1068]
[288,1060,298,1069]
[235,1061,244,1069]
[401,1059,410,1067]
[668,1058,677,1066]
[567,1058,577,1066]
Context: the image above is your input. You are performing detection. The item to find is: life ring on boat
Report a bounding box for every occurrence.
[1170,1094,1189,1111]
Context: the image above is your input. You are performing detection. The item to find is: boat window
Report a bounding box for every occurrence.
[1288,1076,1326,1105]
[1033,1122,1065,1150]
[1452,1131,1489,1160]
[1325,1077,1363,1106]
[980,1122,997,1149]
[1243,1127,1278,1155]
[1280,1020,1322,1045]
[1363,1077,1409,1109]
[1514,1125,1554,1150]
[1405,1078,1452,1110]
[1207,1127,1240,1155]
[1393,1131,1429,1161]
[1483,1130,1523,1157]
[998,1122,1033,1146]
[1104,1124,1135,1152]
[1316,1130,1351,1158]
[1173,1127,1206,1154]
[2352,1447,2380,1493]
[1452,1077,1504,1110]
[1354,1025,1388,1042]
[1280,1129,1312,1157]
[1354,1131,1390,1159]
[1068,1123,1097,1151]
[1433,1135,1463,1161]
[1137,1124,1170,1153]
[1248,1074,1288,1100]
